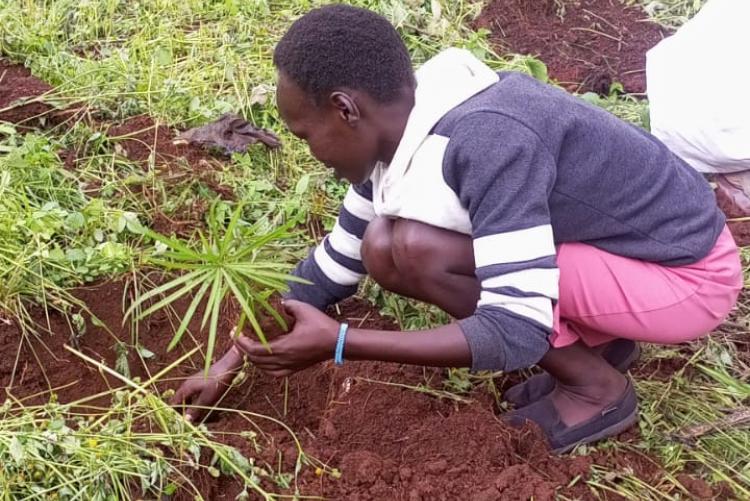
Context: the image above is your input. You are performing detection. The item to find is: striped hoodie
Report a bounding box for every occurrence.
[287,48,724,371]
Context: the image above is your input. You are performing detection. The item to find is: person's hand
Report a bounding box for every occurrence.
[170,346,243,422]
[234,299,339,377]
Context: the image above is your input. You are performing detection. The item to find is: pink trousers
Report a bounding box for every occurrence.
[552,226,743,348]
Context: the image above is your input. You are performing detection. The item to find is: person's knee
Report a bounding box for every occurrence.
[361,217,400,289]
[391,219,436,283]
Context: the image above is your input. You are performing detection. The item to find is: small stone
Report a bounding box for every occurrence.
[425,459,448,475]
[447,466,465,475]
[320,419,337,439]
[400,467,413,481]
[472,487,500,501]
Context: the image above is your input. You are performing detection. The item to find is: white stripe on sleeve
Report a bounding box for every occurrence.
[343,188,376,222]
[328,222,363,260]
[473,225,555,267]
[477,291,554,328]
[481,268,560,299]
[314,244,363,285]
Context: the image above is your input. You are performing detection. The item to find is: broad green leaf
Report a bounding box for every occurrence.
[295,174,310,195]
[137,345,155,359]
[9,437,23,462]
[525,58,548,83]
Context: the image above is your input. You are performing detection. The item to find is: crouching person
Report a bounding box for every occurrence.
[173,5,742,453]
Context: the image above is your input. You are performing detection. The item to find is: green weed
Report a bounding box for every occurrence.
[0,129,138,333]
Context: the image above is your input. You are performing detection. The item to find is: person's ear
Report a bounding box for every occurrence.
[329,91,360,126]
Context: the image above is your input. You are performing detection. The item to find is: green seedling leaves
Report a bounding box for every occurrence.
[125,202,306,373]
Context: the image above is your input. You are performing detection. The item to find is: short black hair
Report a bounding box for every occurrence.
[273,4,415,104]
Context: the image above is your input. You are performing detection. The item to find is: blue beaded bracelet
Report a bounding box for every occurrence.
[334,322,349,365]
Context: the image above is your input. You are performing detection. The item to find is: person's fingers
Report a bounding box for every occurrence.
[282,299,307,319]
[245,350,283,365]
[170,382,195,407]
[234,334,273,357]
[193,390,218,411]
[171,382,202,422]
[184,407,200,423]
[185,386,222,423]
[185,403,210,423]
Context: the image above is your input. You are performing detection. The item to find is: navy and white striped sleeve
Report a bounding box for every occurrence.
[443,112,558,372]
[285,181,375,310]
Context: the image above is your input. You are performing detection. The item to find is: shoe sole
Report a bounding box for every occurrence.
[552,405,639,454]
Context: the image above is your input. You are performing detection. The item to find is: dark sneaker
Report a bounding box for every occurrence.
[504,339,640,408]
[505,378,638,454]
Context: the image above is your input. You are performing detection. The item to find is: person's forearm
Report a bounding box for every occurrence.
[343,323,472,367]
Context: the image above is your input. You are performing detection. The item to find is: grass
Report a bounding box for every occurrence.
[0,346,291,500]
[0,127,138,335]
[629,0,707,29]
[1,0,746,498]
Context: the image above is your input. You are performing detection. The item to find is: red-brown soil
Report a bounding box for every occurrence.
[713,178,750,247]
[107,115,214,168]
[474,0,670,94]
[105,114,235,234]
[0,59,55,125]
[0,280,721,500]
[0,60,235,235]
[0,59,91,128]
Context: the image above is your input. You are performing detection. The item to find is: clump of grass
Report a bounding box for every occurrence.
[0,346,303,500]
[628,0,707,29]
[0,127,139,333]
[630,340,750,497]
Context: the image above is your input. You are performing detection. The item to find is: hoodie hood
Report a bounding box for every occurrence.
[374,48,499,189]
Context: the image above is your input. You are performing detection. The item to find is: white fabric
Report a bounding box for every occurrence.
[327,222,363,260]
[370,134,472,234]
[342,187,376,221]
[313,243,363,285]
[472,225,556,267]
[477,291,554,328]
[647,0,750,173]
[371,48,498,230]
